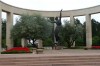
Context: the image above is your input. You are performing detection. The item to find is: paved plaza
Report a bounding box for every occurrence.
[0,49,100,66]
[0,49,100,58]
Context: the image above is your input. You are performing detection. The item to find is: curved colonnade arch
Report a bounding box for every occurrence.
[0,1,100,51]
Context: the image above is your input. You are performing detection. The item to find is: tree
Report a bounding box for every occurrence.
[92,19,98,37]
[11,14,52,47]
[2,19,6,48]
[91,19,100,37]
[75,18,82,25]
[82,22,86,46]
[59,20,83,48]
[91,19,100,46]
[92,36,100,46]
[75,19,85,46]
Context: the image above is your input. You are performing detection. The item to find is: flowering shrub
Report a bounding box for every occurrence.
[1,47,32,54]
[92,46,100,49]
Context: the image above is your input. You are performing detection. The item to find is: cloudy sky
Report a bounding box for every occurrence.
[1,0,100,24]
[1,0,100,11]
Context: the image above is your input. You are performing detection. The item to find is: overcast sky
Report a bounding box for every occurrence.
[1,0,100,11]
[1,0,100,24]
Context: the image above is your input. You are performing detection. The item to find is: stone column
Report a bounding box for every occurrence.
[70,16,74,25]
[0,8,2,53]
[86,14,92,48]
[21,38,26,47]
[37,39,43,48]
[6,12,13,49]
[70,16,75,47]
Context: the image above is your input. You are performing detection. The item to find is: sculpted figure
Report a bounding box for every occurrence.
[54,10,62,45]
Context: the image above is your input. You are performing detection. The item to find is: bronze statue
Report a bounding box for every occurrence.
[54,9,62,45]
[55,10,62,26]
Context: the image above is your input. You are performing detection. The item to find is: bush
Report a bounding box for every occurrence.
[75,37,85,46]
[43,38,53,47]
[92,36,100,46]
[13,39,21,47]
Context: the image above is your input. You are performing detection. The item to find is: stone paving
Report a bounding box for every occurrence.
[0,49,100,57]
[0,49,100,66]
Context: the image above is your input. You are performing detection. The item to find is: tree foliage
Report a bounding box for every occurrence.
[92,36,100,46]
[91,19,100,37]
[2,19,6,48]
[11,14,52,44]
[59,19,83,48]
[91,19,100,46]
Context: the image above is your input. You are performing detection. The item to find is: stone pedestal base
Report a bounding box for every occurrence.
[36,49,43,54]
[32,48,36,54]
[55,46,63,50]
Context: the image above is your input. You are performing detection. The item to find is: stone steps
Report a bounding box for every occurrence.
[0,55,100,66]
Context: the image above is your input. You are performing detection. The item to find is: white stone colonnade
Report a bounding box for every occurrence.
[0,1,100,52]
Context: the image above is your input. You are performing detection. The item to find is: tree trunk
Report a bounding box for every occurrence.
[67,43,71,48]
[67,41,71,48]
[32,39,37,48]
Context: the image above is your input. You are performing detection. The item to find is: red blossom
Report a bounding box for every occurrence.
[92,46,100,49]
[5,47,30,52]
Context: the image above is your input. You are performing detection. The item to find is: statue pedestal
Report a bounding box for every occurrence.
[37,39,43,49]
[36,49,43,54]
[32,48,36,54]
[55,46,63,50]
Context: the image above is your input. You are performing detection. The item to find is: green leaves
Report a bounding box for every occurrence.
[11,14,52,40]
[59,20,83,48]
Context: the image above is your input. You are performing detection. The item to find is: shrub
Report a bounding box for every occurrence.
[92,36,100,46]
[43,38,53,47]
[75,37,85,46]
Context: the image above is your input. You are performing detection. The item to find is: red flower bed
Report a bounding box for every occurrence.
[5,47,31,52]
[92,46,100,49]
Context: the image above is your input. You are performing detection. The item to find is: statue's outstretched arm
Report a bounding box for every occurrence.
[59,9,62,21]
